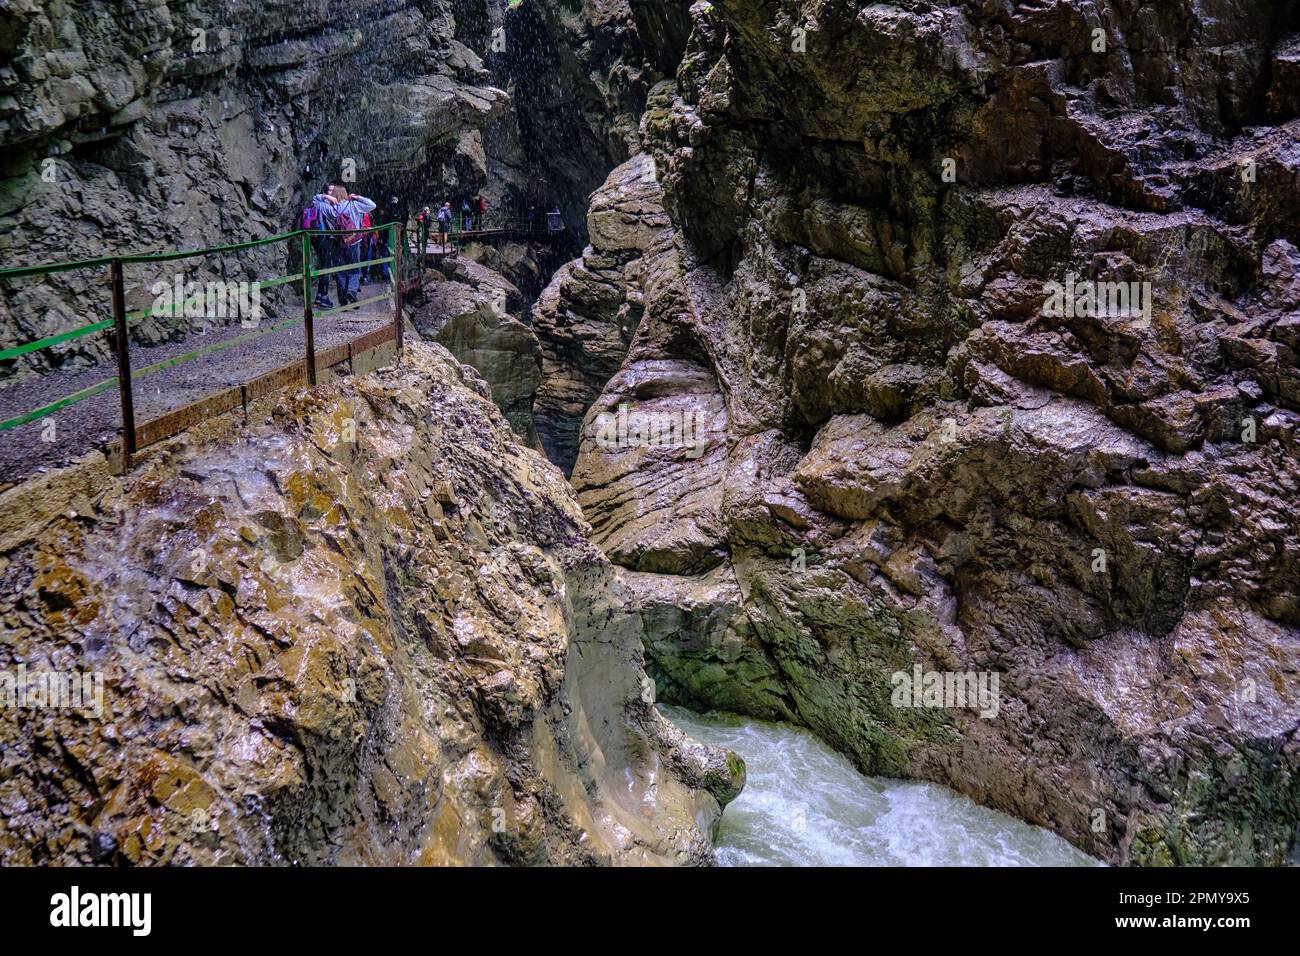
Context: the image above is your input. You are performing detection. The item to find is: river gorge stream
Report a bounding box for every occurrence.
[661,706,1100,867]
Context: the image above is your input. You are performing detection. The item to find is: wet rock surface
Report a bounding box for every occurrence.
[500,0,676,256]
[4,0,1299,870]
[532,149,676,473]
[0,341,740,865]
[566,0,1300,864]
[413,257,542,445]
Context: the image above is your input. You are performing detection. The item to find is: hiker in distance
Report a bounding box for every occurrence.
[437,201,452,249]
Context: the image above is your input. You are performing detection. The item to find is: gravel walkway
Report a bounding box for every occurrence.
[0,292,394,488]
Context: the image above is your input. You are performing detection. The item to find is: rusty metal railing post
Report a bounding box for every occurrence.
[393,222,404,359]
[109,258,136,469]
[302,231,317,385]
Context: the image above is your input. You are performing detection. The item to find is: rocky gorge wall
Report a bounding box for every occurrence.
[531,149,676,472]
[412,252,543,444]
[490,0,691,251]
[0,0,690,455]
[0,340,742,865]
[551,0,1300,864]
[0,0,523,380]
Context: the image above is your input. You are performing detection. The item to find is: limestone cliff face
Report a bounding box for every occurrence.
[499,0,681,255]
[0,342,741,865]
[532,148,676,473]
[568,1,1300,864]
[0,0,511,379]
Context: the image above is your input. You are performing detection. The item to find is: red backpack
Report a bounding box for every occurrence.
[336,206,364,246]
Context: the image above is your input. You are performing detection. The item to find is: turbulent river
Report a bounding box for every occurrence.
[661,705,1100,867]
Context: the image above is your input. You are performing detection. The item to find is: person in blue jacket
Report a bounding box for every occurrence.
[313,182,376,306]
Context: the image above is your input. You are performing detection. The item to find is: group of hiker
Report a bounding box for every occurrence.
[415,194,488,249]
[301,181,390,311]
[301,182,497,310]
[300,182,561,308]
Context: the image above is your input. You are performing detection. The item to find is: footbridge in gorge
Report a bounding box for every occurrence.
[0,213,566,487]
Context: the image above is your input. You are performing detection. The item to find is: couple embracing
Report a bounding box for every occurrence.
[311,182,376,310]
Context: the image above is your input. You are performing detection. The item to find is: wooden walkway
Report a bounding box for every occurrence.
[0,293,396,487]
[0,216,566,487]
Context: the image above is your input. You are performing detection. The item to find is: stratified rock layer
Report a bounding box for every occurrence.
[0,342,741,865]
[414,257,542,445]
[570,1,1300,865]
[532,149,675,473]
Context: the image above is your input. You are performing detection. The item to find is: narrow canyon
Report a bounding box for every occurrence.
[1,0,1297,867]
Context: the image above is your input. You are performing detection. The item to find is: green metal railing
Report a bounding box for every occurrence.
[409,213,563,254]
[447,215,558,236]
[0,221,408,468]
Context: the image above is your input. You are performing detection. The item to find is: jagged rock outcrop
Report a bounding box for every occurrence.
[413,257,542,445]
[0,341,742,865]
[569,0,1300,865]
[532,149,675,473]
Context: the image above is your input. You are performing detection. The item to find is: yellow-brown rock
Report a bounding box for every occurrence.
[0,341,742,865]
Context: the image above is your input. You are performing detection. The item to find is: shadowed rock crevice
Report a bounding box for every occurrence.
[531,149,677,473]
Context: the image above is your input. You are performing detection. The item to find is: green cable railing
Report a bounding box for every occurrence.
[0,319,115,363]
[409,214,563,251]
[0,222,409,467]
